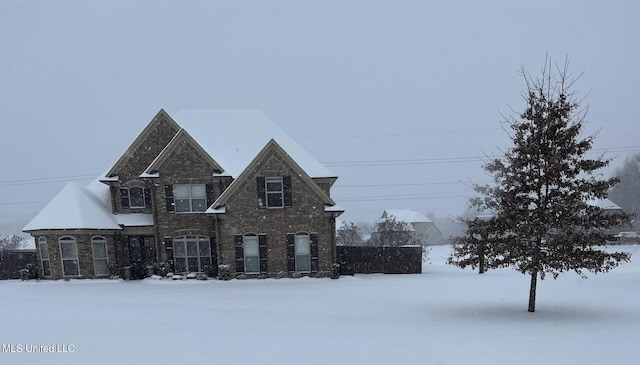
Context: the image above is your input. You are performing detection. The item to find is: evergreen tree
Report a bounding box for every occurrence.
[448,216,496,274]
[450,58,631,312]
[608,152,640,228]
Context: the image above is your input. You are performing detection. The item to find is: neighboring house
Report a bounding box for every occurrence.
[377,209,443,246]
[24,109,343,279]
[587,198,630,234]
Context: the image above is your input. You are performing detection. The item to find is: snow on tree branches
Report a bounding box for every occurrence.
[448,57,632,312]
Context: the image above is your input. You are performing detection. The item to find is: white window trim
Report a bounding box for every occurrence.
[38,237,51,277]
[91,236,109,277]
[59,236,80,277]
[173,184,207,213]
[265,177,284,208]
[294,232,311,273]
[127,186,146,208]
[173,235,211,273]
[243,233,260,274]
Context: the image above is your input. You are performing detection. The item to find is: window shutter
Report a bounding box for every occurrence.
[120,188,130,209]
[256,177,266,208]
[283,176,292,207]
[235,235,244,273]
[210,235,217,270]
[144,188,152,208]
[259,234,268,274]
[206,183,215,207]
[287,233,295,272]
[164,237,174,270]
[310,233,319,272]
[164,185,174,213]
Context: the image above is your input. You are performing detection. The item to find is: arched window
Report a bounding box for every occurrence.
[295,232,311,272]
[243,233,259,274]
[128,187,146,208]
[120,186,149,209]
[59,236,79,276]
[92,236,109,276]
[38,237,51,277]
[173,236,211,273]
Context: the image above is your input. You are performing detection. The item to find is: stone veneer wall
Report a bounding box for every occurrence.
[216,149,336,275]
[32,231,118,279]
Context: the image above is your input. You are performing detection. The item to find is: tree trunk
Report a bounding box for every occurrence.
[478,242,485,274]
[528,271,537,312]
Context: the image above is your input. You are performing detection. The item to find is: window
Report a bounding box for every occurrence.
[295,233,311,272]
[59,236,79,276]
[257,176,292,208]
[38,237,51,277]
[173,184,206,213]
[266,177,283,207]
[235,234,267,274]
[92,236,109,276]
[128,187,146,208]
[173,236,211,273]
[120,186,150,209]
[243,234,260,274]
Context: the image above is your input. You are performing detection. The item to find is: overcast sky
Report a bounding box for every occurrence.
[1,0,639,235]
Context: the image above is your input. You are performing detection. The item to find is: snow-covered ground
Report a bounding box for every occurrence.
[1,245,638,365]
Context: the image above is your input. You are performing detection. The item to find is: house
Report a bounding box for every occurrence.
[376,209,442,246]
[23,109,343,279]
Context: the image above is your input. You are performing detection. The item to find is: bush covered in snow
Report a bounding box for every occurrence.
[330,263,341,279]
[217,264,231,281]
[18,263,40,281]
[153,262,171,277]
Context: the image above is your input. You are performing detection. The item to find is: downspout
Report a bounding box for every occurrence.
[214,213,222,269]
[151,181,161,262]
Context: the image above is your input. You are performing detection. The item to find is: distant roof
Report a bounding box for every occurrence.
[382,209,432,223]
[587,198,622,211]
[23,181,153,232]
[172,109,336,178]
[23,182,122,231]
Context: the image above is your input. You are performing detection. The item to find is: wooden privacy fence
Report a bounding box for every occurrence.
[336,246,422,274]
[0,250,37,280]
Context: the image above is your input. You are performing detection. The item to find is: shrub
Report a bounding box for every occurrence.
[19,263,40,281]
[153,262,171,277]
[202,264,217,277]
[275,271,287,279]
[217,264,231,281]
[330,263,341,279]
[107,263,123,279]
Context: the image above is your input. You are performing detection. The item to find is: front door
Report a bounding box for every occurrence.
[128,236,155,279]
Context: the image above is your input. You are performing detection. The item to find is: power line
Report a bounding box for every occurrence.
[0,173,100,187]
[334,181,488,188]
[0,201,47,206]
[322,145,640,168]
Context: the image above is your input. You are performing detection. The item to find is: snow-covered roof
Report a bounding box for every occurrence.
[587,198,622,211]
[171,109,336,178]
[23,182,122,231]
[325,204,345,213]
[382,209,432,224]
[114,213,154,227]
[23,179,154,232]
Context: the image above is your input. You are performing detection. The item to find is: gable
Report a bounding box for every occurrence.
[143,129,223,177]
[173,109,336,178]
[103,109,181,181]
[210,139,336,210]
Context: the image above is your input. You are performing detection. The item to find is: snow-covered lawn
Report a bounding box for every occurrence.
[2,245,639,365]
